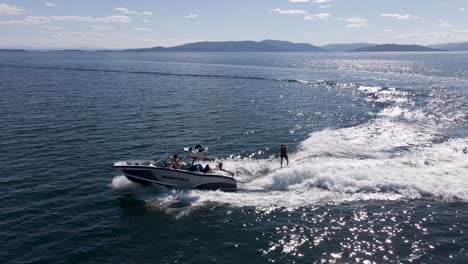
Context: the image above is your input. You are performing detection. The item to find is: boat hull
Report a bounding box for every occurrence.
[113,165,237,192]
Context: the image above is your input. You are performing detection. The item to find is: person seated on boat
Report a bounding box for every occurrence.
[189,163,203,172]
[203,164,212,173]
[172,154,180,169]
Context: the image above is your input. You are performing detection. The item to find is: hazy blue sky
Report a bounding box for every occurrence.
[1,0,467,49]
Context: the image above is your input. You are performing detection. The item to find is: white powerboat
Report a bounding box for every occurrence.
[112,145,237,192]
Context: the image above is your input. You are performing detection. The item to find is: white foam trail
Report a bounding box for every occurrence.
[110,175,139,190]
[144,188,405,217]
[248,136,468,199]
[244,118,468,195]
[112,130,467,214]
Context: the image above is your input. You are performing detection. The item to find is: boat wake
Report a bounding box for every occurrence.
[110,80,468,215]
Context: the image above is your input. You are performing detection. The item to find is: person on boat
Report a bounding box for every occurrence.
[189,163,203,172]
[218,162,234,176]
[203,164,212,173]
[280,145,289,168]
[172,154,180,169]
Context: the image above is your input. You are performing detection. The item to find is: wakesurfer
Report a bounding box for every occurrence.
[280,144,289,168]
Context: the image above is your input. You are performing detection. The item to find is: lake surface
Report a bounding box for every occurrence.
[0,51,467,263]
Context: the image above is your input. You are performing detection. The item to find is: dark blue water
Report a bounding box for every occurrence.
[0,51,467,263]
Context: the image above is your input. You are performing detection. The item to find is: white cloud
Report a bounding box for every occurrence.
[452,29,468,33]
[345,17,368,28]
[320,5,332,8]
[381,13,419,20]
[435,19,468,33]
[394,32,468,45]
[0,20,25,26]
[1,30,161,49]
[24,16,50,24]
[113,7,127,13]
[439,22,455,28]
[51,33,64,39]
[0,15,131,27]
[42,25,62,30]
[50,15,131,23]
[51,16,93,22]
[113,7,152,16]
[0,3,27,14]
[460,8,465,12]
[185,14,199,19]
[85,25,112,31]
[304,13,330,20]
[45,2,56,7]
[93,15,131,23]
[394,33,423,40]
[289,0,310,2]
[270,8,307,14]
[141,19,150,23]
[384,29,393,32]
[332,17,344,21]
[132,27,150,31]
[314,0,332,3]
[0,16,50,26]
[64,31,129,42]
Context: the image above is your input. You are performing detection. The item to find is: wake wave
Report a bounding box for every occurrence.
[1,64,316,83]
[0,64,361,87]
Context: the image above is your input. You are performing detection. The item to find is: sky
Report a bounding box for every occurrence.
[0,0,467,49]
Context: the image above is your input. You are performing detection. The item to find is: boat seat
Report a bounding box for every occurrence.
[189,164,203,172]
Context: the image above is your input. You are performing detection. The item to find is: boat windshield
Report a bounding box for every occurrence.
[153,158,172,167]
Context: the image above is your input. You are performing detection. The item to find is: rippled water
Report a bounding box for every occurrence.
[0,51,467,263]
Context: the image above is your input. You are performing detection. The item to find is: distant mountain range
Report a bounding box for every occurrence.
[123,40,326,52]
[351,44,442,52]
[3,40,468,52]
[320,43,376,52]
[123,40,460,52]
[261,39,326,52]
[427,42,468,51]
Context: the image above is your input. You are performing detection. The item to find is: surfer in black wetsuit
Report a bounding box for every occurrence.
[280,145,289,168]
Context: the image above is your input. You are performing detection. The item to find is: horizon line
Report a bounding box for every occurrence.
[0,39,465,51]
